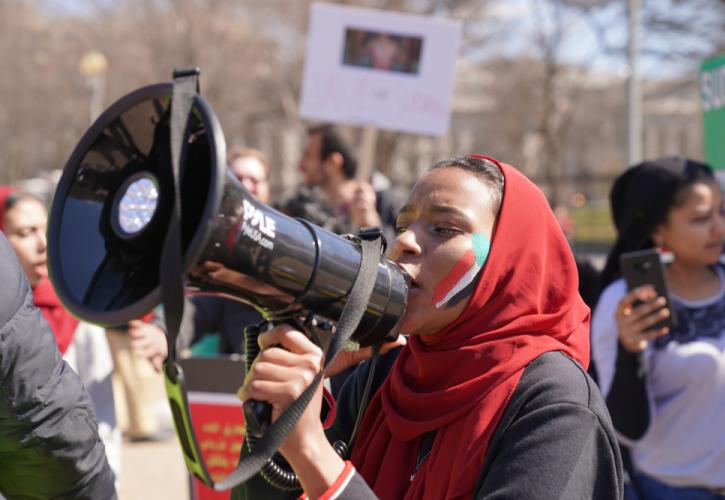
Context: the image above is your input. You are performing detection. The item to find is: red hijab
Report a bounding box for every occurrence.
[350,157,590,499]
[0,186,78,354]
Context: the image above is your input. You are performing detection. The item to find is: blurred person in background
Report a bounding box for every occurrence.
[289,124,404,244]
[591,157,725,499]
[106,316,170,442]
[0,186,121,482]
[0,231,116,499]
[229,146,271,204]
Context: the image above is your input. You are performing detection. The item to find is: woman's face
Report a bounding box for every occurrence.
[4,197,48,286]
[389,167,498,337]
[653,181,725,266]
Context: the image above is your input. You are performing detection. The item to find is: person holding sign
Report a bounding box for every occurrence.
[292,124,403,244]
[233,155,622,499]
[592,157,725,499]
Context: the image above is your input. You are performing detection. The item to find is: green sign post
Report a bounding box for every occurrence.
[700,54,725,170]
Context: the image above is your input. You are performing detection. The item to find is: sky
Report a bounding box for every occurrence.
[41,0,723,80]
[465,0,723,80]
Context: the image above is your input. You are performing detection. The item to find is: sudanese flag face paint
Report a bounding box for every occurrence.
[390,167,499,337]
[432,232,490,309]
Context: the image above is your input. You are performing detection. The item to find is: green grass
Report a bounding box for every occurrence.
[570,206,616,243]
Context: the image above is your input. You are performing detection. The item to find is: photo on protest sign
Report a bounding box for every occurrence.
[299,3,462,137]
[341,28,423,75]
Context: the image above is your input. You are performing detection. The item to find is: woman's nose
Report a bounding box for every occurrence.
[390,228,421,259]
[37,230,47,253]
[714,211,725,237]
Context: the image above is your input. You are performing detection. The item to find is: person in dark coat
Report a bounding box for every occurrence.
[0,231,116,499]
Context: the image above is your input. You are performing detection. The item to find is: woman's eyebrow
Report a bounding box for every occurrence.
[428,205,469,218]
[397,204,415,220]
[397,204,470,219]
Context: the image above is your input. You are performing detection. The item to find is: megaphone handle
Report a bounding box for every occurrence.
[242,316,323,438]
[242,320,274,438]
[243,399,273,438]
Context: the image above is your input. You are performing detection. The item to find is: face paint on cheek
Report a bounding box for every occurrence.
[431,233,490,309]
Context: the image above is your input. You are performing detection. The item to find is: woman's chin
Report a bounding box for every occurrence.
[27,274,42,287]
[397,318,420,337]
[398,317,435,337]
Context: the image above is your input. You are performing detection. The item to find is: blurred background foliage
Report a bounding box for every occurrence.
[0,0,723,247]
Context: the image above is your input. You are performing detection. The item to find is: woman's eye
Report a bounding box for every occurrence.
[433,226,459,235]
[395,226,408,235]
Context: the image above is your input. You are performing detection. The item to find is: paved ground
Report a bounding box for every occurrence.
[119,436,190,500]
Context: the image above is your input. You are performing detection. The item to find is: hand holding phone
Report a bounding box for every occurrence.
[617,249,677,352]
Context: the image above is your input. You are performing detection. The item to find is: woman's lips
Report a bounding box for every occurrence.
[397,266,421,291]
[33,263,48,277]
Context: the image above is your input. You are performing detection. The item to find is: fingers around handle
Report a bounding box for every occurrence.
[242,323,324,438]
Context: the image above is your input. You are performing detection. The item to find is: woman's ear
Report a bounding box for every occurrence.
[651,223,667,249]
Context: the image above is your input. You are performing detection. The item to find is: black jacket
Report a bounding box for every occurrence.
[0,233,116,499]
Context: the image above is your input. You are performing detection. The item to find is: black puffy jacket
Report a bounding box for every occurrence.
[0,233,116,499]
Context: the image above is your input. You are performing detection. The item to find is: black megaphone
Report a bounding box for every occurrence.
[46,82,408,347]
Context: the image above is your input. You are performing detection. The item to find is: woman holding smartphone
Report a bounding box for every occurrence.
[592,157,725,499]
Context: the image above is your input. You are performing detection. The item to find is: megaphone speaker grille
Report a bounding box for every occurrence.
[112,172,160,238]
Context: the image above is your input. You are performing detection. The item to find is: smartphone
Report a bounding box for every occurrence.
[619,248,678,331]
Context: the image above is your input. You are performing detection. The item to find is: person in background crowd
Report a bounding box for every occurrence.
[0,187,121,485]
[591,157,725,499]
[229,146,271,205]
[289,124,404,244]
[233,155,622,499]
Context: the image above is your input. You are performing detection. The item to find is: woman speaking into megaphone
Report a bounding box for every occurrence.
[234,155,623,500]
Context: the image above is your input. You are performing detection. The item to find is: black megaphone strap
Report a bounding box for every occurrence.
[159,67,385,492]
